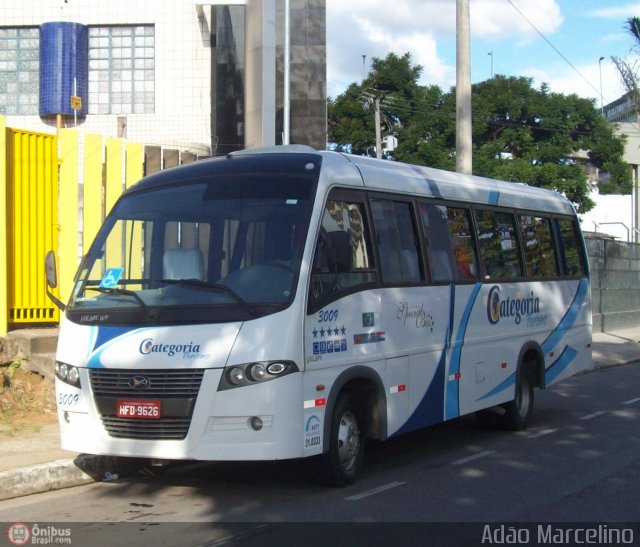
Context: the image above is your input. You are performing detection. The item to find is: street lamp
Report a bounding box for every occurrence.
[488,50,493,79]
[599,56,605,115]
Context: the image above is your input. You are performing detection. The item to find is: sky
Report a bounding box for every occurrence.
[326,0,640,107]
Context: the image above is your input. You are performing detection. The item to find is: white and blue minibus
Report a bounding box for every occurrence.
[47,146,592,485]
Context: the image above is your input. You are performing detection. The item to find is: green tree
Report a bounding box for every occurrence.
[328,55,631,214]
[460,76,631,212]
[328,52,423,156]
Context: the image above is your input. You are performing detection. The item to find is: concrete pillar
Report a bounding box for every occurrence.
[455,0,472,174]
[245,0,276,148]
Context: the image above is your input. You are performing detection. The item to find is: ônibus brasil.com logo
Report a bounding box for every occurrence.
[7,523,72,545]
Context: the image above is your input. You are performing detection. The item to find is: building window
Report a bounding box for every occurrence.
[88,25,154,115]
[0,27,39,115]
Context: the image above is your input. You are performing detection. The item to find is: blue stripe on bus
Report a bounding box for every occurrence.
[411,166,442,198]
[544,345,578,384]
[393,348,447,436]
[478,371,516,401]
[445,282,483,420]
[393,284,456,436]
[541,278,588,355]
[86,326,142,368]
[92,326,138,352]
[476,278,588,401]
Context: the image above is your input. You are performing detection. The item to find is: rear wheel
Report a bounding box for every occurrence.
[319,394,364,487]
[498,368,534,431]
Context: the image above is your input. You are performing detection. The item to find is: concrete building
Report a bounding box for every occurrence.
[0,0,327,156]
[581,93,640,242]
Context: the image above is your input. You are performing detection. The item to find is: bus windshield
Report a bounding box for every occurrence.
[67,157,319,324]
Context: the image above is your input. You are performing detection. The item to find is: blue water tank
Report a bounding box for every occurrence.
[39,22,89,117]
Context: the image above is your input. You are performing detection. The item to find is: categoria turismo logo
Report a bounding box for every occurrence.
[139,338,206,359]
[487,285,542,326]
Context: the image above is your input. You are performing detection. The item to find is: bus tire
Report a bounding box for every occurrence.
[498,368,534,431]
[320,394,364,487]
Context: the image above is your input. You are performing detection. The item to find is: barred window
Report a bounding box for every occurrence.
[88,25,155,115]
[0,27,39,115]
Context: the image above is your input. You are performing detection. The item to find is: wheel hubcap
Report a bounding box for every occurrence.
[337,410,360,471]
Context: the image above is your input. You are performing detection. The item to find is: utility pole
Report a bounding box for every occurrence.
[374,95,382,159]
[283,0,290,145]
[456,0,472,174]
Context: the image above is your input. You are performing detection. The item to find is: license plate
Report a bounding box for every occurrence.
[116,399,161,419]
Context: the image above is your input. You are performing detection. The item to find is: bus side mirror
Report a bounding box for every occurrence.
[45,250,58,288]
[45,251,66,311]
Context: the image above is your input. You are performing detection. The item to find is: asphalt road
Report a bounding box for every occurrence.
[1,363,639,546]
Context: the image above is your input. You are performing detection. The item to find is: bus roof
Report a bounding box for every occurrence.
[321,151,576,216]
[126,146,577,217]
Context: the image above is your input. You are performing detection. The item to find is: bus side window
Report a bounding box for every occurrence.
[519,214,559,278]
[309,199,376,305]
[475,209,523,280]
[555,218,587,276]
[370,199,422,284]
[420,203,478,282]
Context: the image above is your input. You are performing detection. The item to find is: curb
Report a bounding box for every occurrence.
[0,454,144,502]
[0,457,95,501]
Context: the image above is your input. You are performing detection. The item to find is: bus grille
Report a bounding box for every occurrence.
[99,416,193,440]
[89,369,204,397]
[89,369,205,440]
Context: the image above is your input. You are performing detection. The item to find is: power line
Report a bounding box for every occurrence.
[504,0,602,99]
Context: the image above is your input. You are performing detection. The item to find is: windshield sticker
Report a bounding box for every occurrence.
[304,414,322,450]
[353,332,386,344]
[312,323,348,356]
[362,312,375,327]
[99,267,124,289]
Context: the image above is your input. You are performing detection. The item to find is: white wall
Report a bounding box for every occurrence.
[2,0,212,152]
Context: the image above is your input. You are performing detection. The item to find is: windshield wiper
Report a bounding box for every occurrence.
[156,279,257,317]
[86,287,157,319]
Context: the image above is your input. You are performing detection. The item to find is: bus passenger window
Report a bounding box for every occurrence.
[310,200,376,304]
[519,215,558,278]
[556,218,587,276]
[420,203,478,282]
[371,199,422,284]
[475,209,523,280]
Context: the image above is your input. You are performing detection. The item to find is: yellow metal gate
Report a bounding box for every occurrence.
[6,128,59,324]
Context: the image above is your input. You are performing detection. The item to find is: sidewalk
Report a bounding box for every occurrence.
[1,329,639,501]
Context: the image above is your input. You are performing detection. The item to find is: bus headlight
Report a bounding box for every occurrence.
[248,363,266,381]
[55,361,81,387]
[229,367,245,385]
[218,360,299,391]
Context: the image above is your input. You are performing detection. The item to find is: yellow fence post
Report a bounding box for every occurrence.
[83,134,103,255]
[58,129,79,304]
[125,142,143,190]
[0,116,7,335]
[125,142,144,284]
[105,138,123,267]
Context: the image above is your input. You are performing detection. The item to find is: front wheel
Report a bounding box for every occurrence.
[318,394,365,487]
